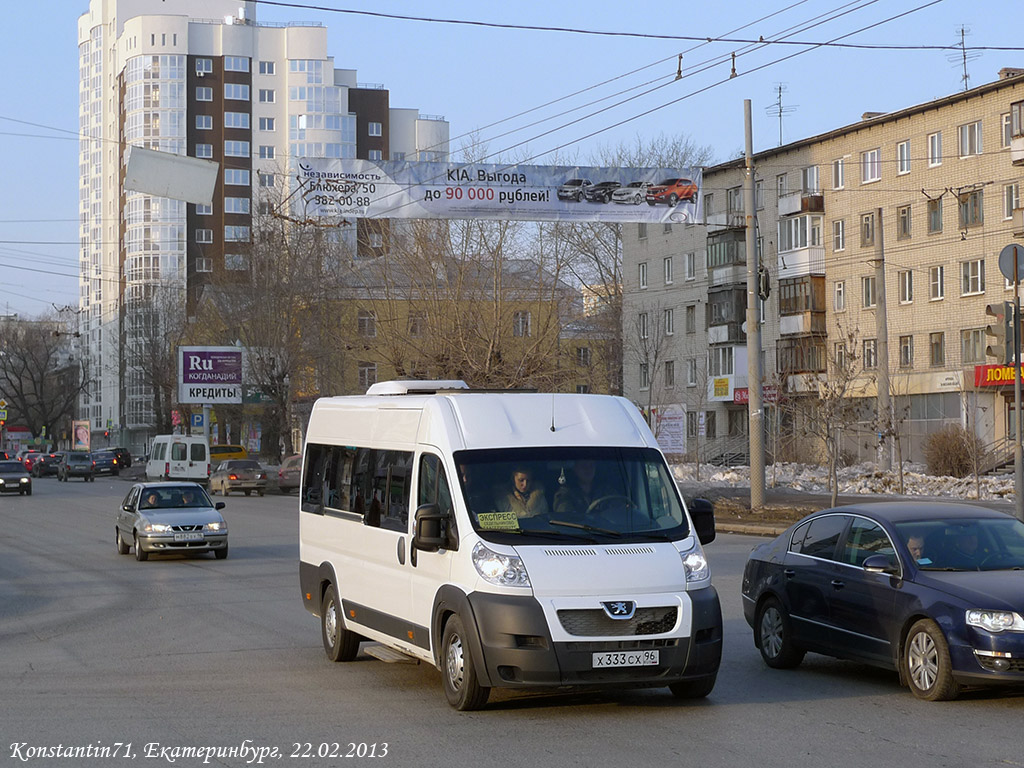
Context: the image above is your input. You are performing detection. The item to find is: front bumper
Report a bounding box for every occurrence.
[136,532,228,554]
[949,626,1024,685]
[466,586,722,689]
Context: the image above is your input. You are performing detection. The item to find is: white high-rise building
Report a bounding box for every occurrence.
[77,0,449,453]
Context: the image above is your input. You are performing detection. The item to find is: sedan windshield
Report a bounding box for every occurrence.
[894,517,1024,571]
[140,486,213,509]
[0,461,25,473]
[454,446,689,544]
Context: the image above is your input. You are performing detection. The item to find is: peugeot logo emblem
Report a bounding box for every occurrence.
[601,600,636,620]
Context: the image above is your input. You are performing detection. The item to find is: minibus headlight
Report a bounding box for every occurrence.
[679,540,710,583]
[472,542,531,587]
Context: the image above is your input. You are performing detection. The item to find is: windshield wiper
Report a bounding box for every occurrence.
[547,519,621,537]
[483,527,597,542]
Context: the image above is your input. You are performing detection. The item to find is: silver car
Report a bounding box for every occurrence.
[115,482,228,561]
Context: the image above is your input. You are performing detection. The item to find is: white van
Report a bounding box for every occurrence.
[146,435,211,485]
[298,381,721,710]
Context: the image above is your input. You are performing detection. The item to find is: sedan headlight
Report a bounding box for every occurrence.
[204,521,226,532]
[142,522,172,533]
[966,610,1024,633]
[679,539,710,584]
[472,542,530,587]
[20,477,29,484]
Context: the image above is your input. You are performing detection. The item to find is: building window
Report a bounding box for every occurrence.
[861,148,881,183]
[224,140,250,157]
[800,166,819,194]
[685,305,696,334]
[755,179,764,209]
[961,328,985,364]
[664,256,673,285]
[863,339,878,369]
[685,252,696,280]
[779,276,825,315]
[705,411,717,440]
[358,362,377,390]
[196,58,213,75]
[930,332,945,367]
[357,309,376,337]
[1005,183,1020,220]
[258,89,275,103]
[834,280,846,311]
[195,228,213,244]
[959,120,983,157]
[196,115,213,130]
[368,121,383,137]
[258,145,275,159]
[637,223,647,240]
[930,265,945,300]
[687,411,697,438]
[638,262,648,289]
[897,205,911,239]
[664,360,675,389]
[259,117,275,131]
[831,158,844,190]
[898,270,913,303]
[961,259,985,295]
[862,275,877,308]
[958,189,984,228]
[408,311,426,337]
[776,174,788,198]
[1003,112,1013,148]
[899,335,914,368]
[927,198,942,232]
[664,308,674,335]
[687,358,697,386]
[259,61,275,75]
[195,257,213,273]
[576,385,590,394]
[195,143,213,159]
[224,253,248,270]
[393,151,406,162]
[709,346,734,376]
[196,86,213,102]
[778,214,822,252]
[928,132,942,166]
[897,140,911,174]
[224,111,250,129]
[860,212,875,247]
[727,409,747,437]
[639,363,650,390]
[224,83,250,101]
[258,172,275,187]
[368,232,383,249]
[224,225,250,242]
[703,194,714,217]
[368,149,383,161]
[513,311,531,337]
[832,219,845,251]
[638,312,649,339]
[224,197,250,214]
[727,186,742,213]
[224,169,250,186]
[834,342,847,371]
[224,56,249,72]
[576,347,591,367]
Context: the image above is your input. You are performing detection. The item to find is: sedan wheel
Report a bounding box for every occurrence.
[116,527,130,555]
[133,533,148,562]
[904,619,960,701]
[756,598,805,669]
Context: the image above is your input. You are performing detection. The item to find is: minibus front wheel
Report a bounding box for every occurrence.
[441,614,490,711]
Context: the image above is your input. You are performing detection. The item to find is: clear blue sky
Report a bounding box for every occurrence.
[0,0,1018,316]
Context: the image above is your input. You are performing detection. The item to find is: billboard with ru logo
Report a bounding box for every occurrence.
[178,346,243,404]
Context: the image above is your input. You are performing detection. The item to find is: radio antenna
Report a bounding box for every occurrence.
[550,393,556,432]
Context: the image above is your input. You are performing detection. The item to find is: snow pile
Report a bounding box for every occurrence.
[672,461,1017,501]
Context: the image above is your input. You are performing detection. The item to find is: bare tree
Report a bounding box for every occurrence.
[682,357,712,481]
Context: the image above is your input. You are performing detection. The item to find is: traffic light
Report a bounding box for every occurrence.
[104,430,109,438]
[985,302,1015,363]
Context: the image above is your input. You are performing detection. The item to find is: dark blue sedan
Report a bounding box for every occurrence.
[742,502,1024,701]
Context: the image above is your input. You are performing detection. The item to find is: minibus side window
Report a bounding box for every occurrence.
[417,454,458,549]
[378,450,413,532]
[301,443,328,514]
[171,442,187,461]
[190,442,206,462]
[325,446,355,512]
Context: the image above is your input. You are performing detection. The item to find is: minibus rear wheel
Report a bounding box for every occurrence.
[441,614,489,711]
[321,584,360,662]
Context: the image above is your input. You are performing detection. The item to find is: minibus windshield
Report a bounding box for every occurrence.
[454,446,690,543]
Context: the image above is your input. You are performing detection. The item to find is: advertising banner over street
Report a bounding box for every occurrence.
[296,159,703,224]
[178,346,243,404]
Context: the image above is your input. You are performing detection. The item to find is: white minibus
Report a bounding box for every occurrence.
[298,381,721,710]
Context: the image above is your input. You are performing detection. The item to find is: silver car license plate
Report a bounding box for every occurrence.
[592,650,659,668]
[173,532,204,542]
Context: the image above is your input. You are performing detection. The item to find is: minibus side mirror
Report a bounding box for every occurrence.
[689,498,716,545]
[413,503,447,552]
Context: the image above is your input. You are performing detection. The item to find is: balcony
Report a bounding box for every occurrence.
[779,311,827,336]
[705,211,746,231]
[708,322,745,344]
[778,245,825,280]
[1012,135,1024,166]
[779,191,825,217]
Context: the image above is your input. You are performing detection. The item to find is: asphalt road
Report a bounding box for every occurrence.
[2,477,1022,768]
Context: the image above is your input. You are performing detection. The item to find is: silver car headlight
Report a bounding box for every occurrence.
[679,539,710,584]
[204,521,226,532]
[966,610,1024,633]
[143,522,172,533]
[472,541,530,587]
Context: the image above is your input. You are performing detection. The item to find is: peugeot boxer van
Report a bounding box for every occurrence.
[146,435,211,485]
[298,381,721,710]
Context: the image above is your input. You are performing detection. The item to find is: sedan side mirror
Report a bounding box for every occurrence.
[122,504,132,512]
[688,498,716,545]
[215,502,226,511]
[862,554,900,575]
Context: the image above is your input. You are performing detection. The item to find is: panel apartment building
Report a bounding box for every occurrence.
[623,68,1024,465]
[78,0,449,453]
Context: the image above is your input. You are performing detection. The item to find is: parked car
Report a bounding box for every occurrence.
[556,178,592,202]
[611,180,651,205]
[92,449,120,476]
[277,454,302,493]
[30,451,63,477]
[0,459,32,495]
[210,459,268,497]
[209,444,248,463]
[645,177,698,206]
[742,501,1024,701]
[115,482,228,561]
[59,452,95,482]
[583,180,621,203]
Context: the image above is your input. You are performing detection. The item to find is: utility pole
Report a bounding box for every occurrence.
[744,100,765,509]
[874,207,892,471]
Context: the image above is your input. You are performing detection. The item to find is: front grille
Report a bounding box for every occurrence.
[976,656,1024,673]
[563,638,679,652]
[557,607,677,637]
[171,524,203,532]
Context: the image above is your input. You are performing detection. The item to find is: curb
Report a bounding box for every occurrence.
[715,522,789,537]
